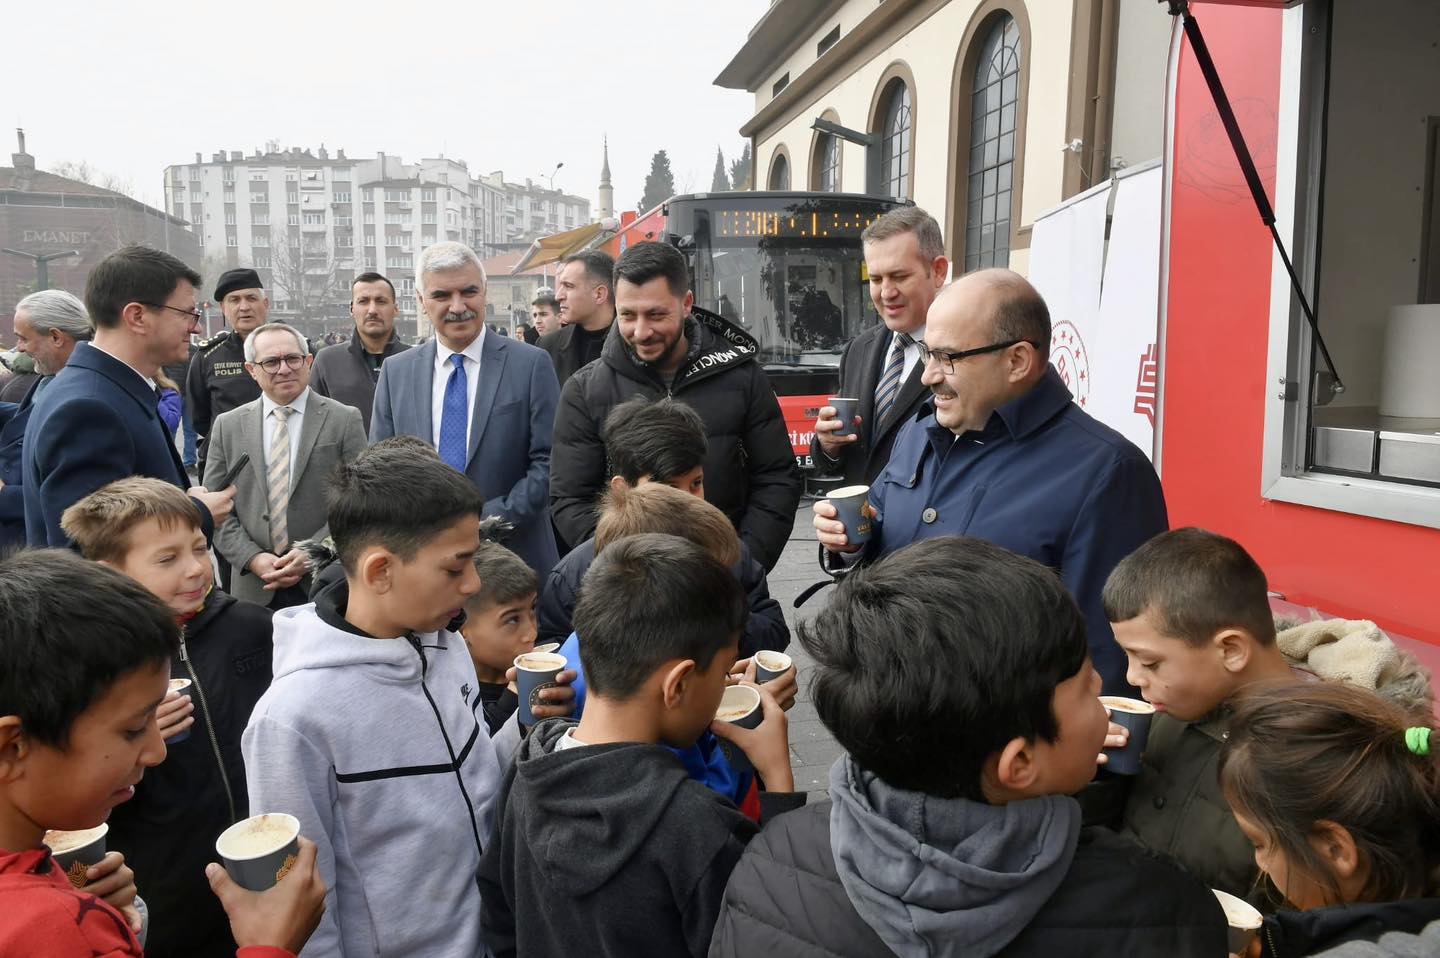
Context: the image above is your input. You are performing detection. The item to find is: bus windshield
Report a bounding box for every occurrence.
[671,193,900,369]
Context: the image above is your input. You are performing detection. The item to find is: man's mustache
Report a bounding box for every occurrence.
[443,310,478,324]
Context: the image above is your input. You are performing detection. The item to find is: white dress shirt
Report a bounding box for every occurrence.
[431,330,485,448]
[262,387,310,473]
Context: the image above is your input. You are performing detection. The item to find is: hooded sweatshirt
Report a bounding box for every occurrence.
[242,580,501,958]
[478,718,759,958]
[710,755,1228,958]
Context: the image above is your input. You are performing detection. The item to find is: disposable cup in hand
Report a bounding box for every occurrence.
[166,678,192,743]
[1213,889,1263,955]
[827,485,874,546]
[753,651,793,685]
[45,824,108,888]
[216,813,301,891]
[514,651,567,726]
[715,685,764,776]
[828,397,860,438]
[1100,695,1156,775]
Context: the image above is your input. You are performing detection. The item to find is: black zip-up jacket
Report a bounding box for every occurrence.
[548,309,801,570]
[104,590,273,958]
[1260,899,1440,957]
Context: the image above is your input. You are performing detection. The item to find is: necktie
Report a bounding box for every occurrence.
[874,331,914,426]
[438,353,469,472]
[268,406,293,554]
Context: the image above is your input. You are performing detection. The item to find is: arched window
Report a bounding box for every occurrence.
[813,132,841,192]
[768,152,791,190]
[964,14,1021,271]
[879,80,912,198]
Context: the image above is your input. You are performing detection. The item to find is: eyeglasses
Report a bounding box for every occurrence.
[917,338,1038,375]
[142,302,203,324]
[252,354,307,374]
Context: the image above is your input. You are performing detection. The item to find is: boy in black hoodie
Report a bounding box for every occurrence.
[61,478,273,958]
[460,538,539,734]
[479,533,799,958]
[710,536,1228,958]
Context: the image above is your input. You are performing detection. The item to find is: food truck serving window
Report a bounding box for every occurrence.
[1262,0,1440,529]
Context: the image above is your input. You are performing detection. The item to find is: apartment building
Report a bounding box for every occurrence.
[164,146,512,339]
[478,172,591,245]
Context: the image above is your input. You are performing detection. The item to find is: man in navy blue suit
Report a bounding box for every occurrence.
[0,290,92,549]
[23,245,236,547]
[371,240,560,578]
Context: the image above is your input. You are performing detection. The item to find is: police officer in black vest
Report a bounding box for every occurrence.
[186,268,266,476]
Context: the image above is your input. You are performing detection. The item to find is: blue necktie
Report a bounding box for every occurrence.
[438,353,469,471]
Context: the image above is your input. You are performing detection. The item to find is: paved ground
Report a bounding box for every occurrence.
[766,501,846,796]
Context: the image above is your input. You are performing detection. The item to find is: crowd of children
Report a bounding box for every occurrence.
[1,396,1438,957]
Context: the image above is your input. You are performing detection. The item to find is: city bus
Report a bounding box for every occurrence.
[598,191,907,471]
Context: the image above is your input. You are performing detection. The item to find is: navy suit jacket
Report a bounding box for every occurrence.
[0,378,41,549]
[23,343,211,547]
[370,332,560,577]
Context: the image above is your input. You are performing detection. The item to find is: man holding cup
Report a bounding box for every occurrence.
[812,207,948,486]
[813,269,1167,695]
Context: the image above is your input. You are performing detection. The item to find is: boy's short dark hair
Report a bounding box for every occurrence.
[531,292,559,312]
[0,549,178,748]
[467,541,538,612]
[574,533,747,700]
[1102,527,1275,647]
[602,396,707,486]
[85,245,203,331]
[327,437,483,573]
[799,536,1087,800]
[60,478,203,564]
[613,242,689,298]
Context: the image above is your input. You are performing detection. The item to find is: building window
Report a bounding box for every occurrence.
[255,212,270,226]
[963,14,1022,272]
[422,189,436,201]
[286,192,299,204]
[813,132,841,192]
[879,79,912,198]
[817,24,841,57]
[364,233,376,246]
[226,234,238,247]
[225,211,236,226]
[333,191,351,203]
[768,152,790,190]
[249,193,266,204]
[362,189,374,202]
[253,252,271,268]
[772,73,790,98]
[223,190,236,204]
[288,213,300,226]
[385,190,410,202]
[303,212,324,225]
[254,234,269,247]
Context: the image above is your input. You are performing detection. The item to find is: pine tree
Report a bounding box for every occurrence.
[728,143,753,191]
[638,150,677,211]
[710,147,730,192]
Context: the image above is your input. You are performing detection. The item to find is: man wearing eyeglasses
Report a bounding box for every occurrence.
[202,322,366,608]
[186,268,267,475]
[22,245,236,546]
[813,268,1167,695]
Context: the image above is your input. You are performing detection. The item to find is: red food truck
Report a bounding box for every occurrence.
[596,191,906,471]
[1155,0,1440,668]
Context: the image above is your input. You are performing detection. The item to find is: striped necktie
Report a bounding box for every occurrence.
[268,405,294,554]
[874,331,913,426]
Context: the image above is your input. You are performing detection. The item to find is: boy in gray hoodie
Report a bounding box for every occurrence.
[243,440,503,957]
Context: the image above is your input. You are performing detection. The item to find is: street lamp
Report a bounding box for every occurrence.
[542,162,564,191]
[1,248,80,291]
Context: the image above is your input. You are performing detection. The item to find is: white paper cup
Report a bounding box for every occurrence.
[753,651,793,685]
[216,813,301,891]
[45,824,108,888]
[1213,889,1263,955]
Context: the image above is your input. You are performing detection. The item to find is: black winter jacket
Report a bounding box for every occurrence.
[548,309,801,571]
[709,801,1228,958]
[537,537,790,656]
[105,590,274,958]
[1261,899,1440,957]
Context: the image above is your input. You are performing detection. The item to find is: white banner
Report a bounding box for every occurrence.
[1026,164,1163,460]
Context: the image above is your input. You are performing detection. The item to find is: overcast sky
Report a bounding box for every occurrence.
[6,1,770,216]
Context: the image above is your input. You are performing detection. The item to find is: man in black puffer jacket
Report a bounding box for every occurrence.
[548,242,801,571]
[709,536,1228,958]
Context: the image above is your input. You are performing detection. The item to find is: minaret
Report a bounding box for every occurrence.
[597,135,614,221]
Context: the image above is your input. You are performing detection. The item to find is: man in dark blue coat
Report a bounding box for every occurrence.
[0,290,92,548]
[23,245,235,547]
[814,269,1167,694]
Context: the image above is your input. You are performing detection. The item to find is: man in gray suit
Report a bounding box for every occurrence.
[203,321,367,608]
[371,240,560,578]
